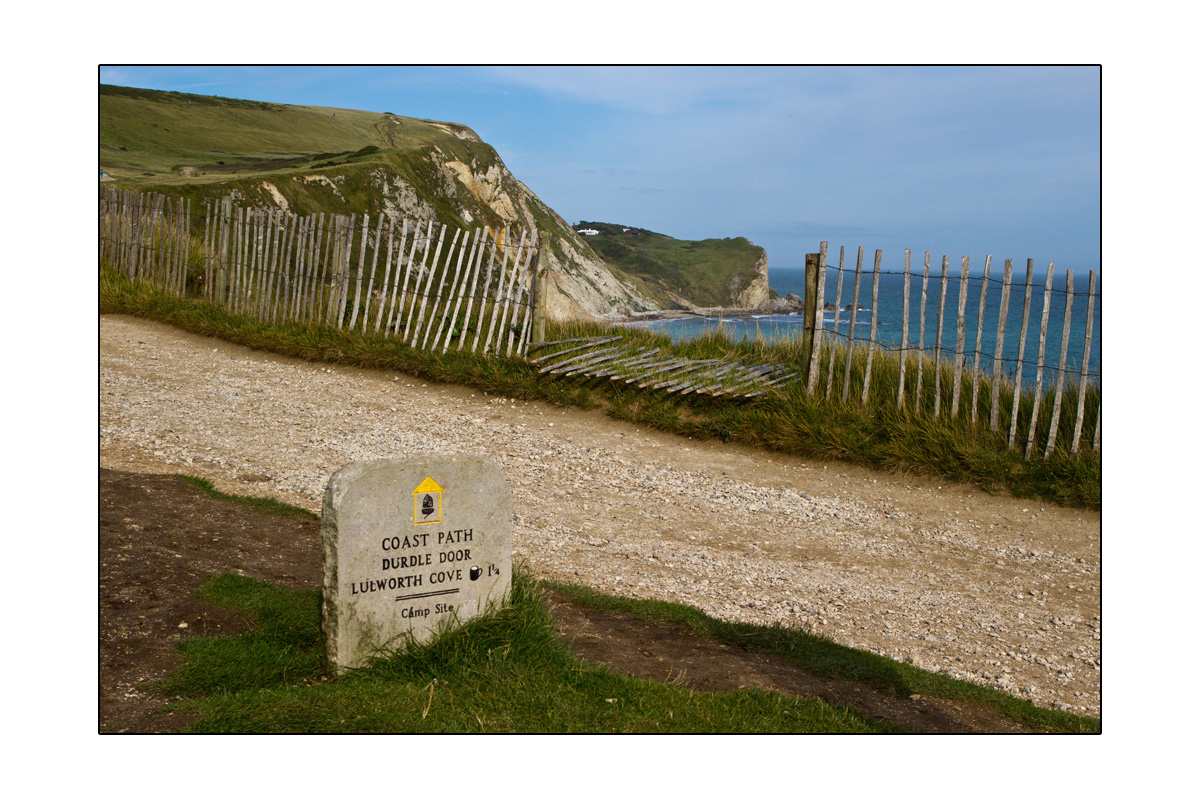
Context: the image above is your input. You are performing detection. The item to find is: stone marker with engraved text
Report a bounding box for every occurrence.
[322,456,512,674]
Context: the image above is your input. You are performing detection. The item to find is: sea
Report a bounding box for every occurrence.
[620,265,1102,390]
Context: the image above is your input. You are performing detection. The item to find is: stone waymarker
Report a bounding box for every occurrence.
[322,456,512,674]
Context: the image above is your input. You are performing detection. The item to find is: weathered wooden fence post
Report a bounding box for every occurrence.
[1024,263,1055,459]
[805,243,828,395]
[801,251,820,386]
[860,249,882,404]
[531,231,550,347]
[841,247,865,403]
[825,246,846,401]
[1008,259,1035,449]
[897,249,911,410]
[990,259,1014,431]
[217,196,232,306]
[1070,270,1098,454]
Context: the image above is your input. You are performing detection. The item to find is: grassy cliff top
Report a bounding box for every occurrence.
[574,221,765,308]
[99,83,495,186]
[99,84,535,230]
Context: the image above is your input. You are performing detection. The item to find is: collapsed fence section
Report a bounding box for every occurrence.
[99,187,544,358]
[798,243,1100,458]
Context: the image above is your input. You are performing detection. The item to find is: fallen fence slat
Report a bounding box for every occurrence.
[529,337,623,364]
[540,345,625,374]
[629,358,693,385]
[649,361,712,390]
[555,347,635,377]
[742,370,804,398]
[527,336,611,351]
[590,349,662,379]
[682,362,751,395]
[710,367,772,398]
[659,361,727,392]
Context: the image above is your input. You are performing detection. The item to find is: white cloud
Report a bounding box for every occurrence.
[482,66,799,115]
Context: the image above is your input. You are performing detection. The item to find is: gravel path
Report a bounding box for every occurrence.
[100,315,1101,717]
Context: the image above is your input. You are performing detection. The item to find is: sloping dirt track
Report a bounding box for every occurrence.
[99,315,1100,729]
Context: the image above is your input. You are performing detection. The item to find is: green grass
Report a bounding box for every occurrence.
[177,475,318,520]
[100,84,466,183]
[545,580,1099,733]
[153,567,1096,733]
[101,265,1099,509]
[160,571,891,733]
[100,84,516,230]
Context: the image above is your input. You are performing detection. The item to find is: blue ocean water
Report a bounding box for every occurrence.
[622,265,1101,389]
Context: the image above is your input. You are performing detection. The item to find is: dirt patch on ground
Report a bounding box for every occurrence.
[100,467,1037,733]
[100,468,322,732]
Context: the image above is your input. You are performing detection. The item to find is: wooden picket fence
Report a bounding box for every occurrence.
[97,190,1099,459]
[797,243,1100,458]
[99,187,544,357]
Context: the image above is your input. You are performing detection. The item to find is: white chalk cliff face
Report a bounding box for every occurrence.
[266,141,765,320]
[418,153,662,320]
[732,251,771,308]
[540,232,660,320]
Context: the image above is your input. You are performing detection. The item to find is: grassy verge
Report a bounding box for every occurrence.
[160,570,894,733]
[544,580,1099,734]
[178,475,318,519]
[155,567,1096,733]
[101,266,1099,509]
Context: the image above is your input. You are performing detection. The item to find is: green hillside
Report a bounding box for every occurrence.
[99,84,541,233]
[574,222,766,308]
[99,84,770,314]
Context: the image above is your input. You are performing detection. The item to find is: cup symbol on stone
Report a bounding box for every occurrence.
[470,566,482,581]
[421,494,435,519]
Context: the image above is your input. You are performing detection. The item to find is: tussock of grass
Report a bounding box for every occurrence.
[102,265,1098,509]
[160,573,323,696]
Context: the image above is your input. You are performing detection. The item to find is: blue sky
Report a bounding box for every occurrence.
[100,65,1099,274]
